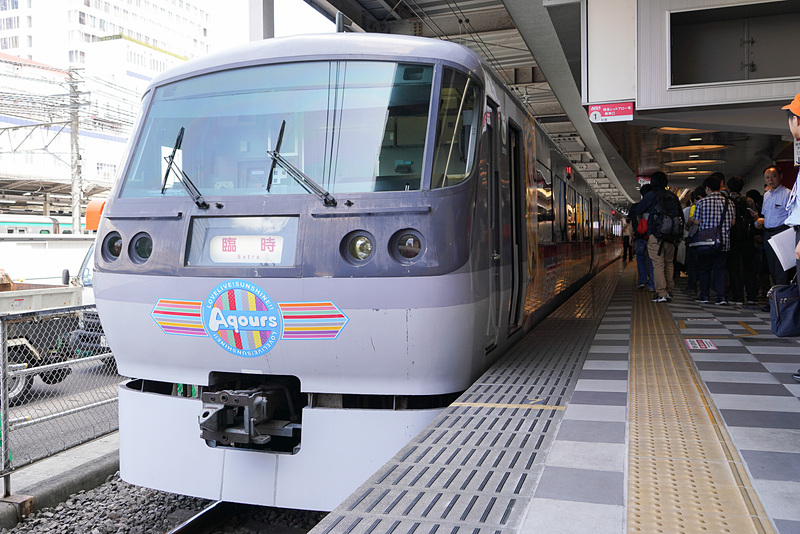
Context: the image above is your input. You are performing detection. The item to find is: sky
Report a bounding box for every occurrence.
[206,0,335,52]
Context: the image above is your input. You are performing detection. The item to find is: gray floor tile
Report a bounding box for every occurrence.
[691,352,760,362]
[585,352,629,361]
[574,379,628,393]
[681,328,732,336]
[739,450,800,482]
[699,371,782,384]
[752,479,800,523]
[763,363,800,374]
[588,345,629,353]
[522,499,625,534]
[545,440,626,472]
[694,361,769,372]
[711,394,800,412]
[582,360,629,371]
[729,427,800,454]
[569,391,628,406]
[773,519,800,534]
[752,354,800,364]
[705,382,794,396]
[534,466,624,506]
[719,409,800,429]
[556,420,625,443]
[578,369,628,381]
[563,403,627,422]
[592,334,631,341]
[748,345,800,355]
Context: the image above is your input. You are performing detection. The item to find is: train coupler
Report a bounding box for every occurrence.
[198,385,301,454]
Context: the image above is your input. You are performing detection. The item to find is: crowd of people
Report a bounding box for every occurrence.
[622,166,798,306]
[619,95,800,380]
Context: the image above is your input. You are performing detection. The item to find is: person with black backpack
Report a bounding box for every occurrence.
[725,176,757,304]
[633,172,685,303]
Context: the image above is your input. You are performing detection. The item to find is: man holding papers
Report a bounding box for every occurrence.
[757,166,793,284]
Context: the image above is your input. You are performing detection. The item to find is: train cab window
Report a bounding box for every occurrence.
[430,69,480,189]
[120,61,435,199]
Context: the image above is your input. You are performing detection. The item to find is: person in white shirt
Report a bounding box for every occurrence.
[755,166,792,284]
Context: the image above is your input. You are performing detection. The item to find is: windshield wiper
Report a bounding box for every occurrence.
[162,127,209,209]
[266,120,337,207]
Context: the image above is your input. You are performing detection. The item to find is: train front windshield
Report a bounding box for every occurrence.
[120,61,479,198]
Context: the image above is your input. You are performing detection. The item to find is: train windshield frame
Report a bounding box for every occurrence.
[119,60,481,199]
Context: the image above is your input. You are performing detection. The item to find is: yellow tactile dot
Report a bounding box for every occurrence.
[628,290,773,534]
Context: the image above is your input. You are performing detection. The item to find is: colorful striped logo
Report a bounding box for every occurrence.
[201,280,282,358]
[150,281,350,355]
[278,302,349,340]
[151,299,206,337]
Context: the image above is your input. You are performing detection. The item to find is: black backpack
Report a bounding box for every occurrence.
[730,194,754,245]
[649,190,685,244]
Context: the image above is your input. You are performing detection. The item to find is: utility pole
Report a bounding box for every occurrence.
[68,69,82,234]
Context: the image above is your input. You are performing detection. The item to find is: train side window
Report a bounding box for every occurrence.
[554,177,567,242]
[536,165,554,244]
[430,68,480,189]
[566,186,577,241]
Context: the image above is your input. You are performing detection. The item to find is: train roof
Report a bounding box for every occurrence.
[147,33,488,92]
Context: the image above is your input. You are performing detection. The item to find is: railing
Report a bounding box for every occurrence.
[0,305,120,496]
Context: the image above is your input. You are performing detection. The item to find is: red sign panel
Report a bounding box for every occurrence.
[588,102,634,123]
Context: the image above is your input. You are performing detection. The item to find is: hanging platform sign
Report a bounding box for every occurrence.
[588,102,634,123]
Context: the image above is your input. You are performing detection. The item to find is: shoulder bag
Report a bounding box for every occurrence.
[768,275,800,337]
[689,196,729,252]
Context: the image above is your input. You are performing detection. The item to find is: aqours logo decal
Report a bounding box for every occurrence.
[201,279,282,357]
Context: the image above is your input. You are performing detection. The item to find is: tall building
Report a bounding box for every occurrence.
[0,0,215,216]
[0,0,210,68]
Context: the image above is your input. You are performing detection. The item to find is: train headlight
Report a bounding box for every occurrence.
[102,232,123,261]
[342,231,375,264]
[130,233,153,263]
[391,230,424,263]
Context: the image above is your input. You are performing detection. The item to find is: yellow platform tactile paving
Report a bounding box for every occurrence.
[628,290,774,534]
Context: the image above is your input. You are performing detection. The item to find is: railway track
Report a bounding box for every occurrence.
[166,500,324,534]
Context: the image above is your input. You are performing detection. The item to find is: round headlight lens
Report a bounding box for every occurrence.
[104,233,122,260]
[349,235,373,261]
[397,233,422,259]
[132,233,153,261]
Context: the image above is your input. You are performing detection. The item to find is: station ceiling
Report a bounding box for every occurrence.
[308,0,792,210]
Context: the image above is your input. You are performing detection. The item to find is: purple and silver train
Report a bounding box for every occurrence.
[93,33,621,511]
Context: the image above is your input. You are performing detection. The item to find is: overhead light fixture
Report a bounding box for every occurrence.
[0,199,15,204]
[667,170,712,177]
[654,127,717,134]
[663,159,724,167]
[659,144,729,153]
[687,176,696,180]
[689,137,703,142]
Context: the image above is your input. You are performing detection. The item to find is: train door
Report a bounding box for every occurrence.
[507,121,524,333]
[485,100,501,351]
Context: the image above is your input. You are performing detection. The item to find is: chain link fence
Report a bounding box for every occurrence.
[0,305,120,491]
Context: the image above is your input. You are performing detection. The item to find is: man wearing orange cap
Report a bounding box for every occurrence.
[780,95,800,380]
[782,94,800,271]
